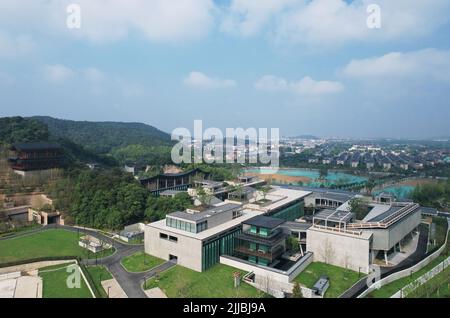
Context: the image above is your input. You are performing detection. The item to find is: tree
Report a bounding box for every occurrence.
[196,186,214,207]
[257,185,271,201]
[348,197,369,220]
[292,282,303,298]
[319,167,328,180]
[365,178,377,195]
[321,238,336,265]
[287,236,300,254]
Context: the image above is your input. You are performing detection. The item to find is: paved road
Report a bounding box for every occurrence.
[57,225,175,298]
[340,223,430,298]
[1,224,174,298]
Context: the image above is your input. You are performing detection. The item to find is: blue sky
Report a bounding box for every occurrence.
[1,0,450,139]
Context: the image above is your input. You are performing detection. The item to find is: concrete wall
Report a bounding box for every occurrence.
[364,209,421,251]
[307,227,372,274]
[220,253,313,297]
[358,220,450,298]
[145,225,203,272]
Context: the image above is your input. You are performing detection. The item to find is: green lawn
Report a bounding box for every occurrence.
[367,254,449,298]
[408,265,450,298]
[294,262,362,298]
[0,223,42,238]
[86,265,113,298]
[143,264,266,298]
[0,229,115,264]
[121,252,164,273]
[39,263,93,298]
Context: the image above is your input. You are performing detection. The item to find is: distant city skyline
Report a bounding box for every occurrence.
[1,1,450,139]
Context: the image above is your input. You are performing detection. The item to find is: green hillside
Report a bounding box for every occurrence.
[32,116,172,154]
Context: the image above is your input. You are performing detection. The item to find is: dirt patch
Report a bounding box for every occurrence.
[245,173,311,184]
[398,179,438,187]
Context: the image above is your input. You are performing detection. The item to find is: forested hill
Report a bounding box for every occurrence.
[31,116,172,154]
[0,116,116,166]
[0,116,49,145]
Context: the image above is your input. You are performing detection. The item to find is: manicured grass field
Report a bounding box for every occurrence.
[86,265,113,298]
[144,264,265,298]
[294,262,362,298]
[367,254,448,298]
[39,263,92,298]
[121,252,164,273]
[0,229,115,264]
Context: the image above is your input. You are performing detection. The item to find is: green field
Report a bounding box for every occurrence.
[367,254,449,298]
[39,263,93,298]
[121,252,164,273]
[294,262,362,298]
[0,229,115,264]
[86,265,113,298]
[144,264,266,298]
[408,265,450,298]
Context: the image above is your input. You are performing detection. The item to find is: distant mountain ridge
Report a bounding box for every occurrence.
[31,116,172,154]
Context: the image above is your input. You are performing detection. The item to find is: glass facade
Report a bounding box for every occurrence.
[166,217,207,233]
[269,201,304,221]
[201,228,241,271]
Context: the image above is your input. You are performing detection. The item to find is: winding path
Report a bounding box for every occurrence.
[2,224,175,298]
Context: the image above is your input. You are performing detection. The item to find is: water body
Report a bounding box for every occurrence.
[245,167,368,188]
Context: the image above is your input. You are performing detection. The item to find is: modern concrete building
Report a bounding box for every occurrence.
[144,186,311,272]
[145,202,264,272]
[346,202,422,265]
[244,187,311,221]
[306,201,422,272]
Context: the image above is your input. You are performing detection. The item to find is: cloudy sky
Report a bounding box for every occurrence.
[0,0,450,139]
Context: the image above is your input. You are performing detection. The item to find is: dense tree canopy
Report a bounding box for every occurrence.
[412,180,450,211]
[48,168,148,229]
[145,192,192,222]
[47,168,193,229]
[0,117,49,146]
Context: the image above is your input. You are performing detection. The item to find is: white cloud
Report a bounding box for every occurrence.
[220,0,296,36]
[221,0,450,47]
[184,71,236,89]
[342,49,450,83]
[43,64,75,82]
[0,0,215,43]
[254,75,344,96]
[0,31,35,58]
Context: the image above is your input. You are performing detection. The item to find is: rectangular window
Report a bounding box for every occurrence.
[159,233,168,239]
[259,228,269,237]
[248,255,257,263]
[249,243,256,251]
[258,245,269,254]
[258,258,269,266]
[250,226,257,234]
[169,236,178,242]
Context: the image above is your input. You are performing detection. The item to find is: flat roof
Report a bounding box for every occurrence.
[167,203,242,223]
[148,209,264,240]
[314,209,354,224]
[282,221,312,231]
[243,215,285,229]
[246,187,311,211]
